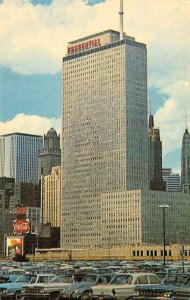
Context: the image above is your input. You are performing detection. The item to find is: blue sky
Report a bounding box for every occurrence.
[31,0,53,5]
[0,67,61,122]
[0,0,190,172]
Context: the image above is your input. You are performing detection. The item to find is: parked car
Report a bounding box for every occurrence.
[132,273,190,299]
[0,273,55,300]
[170,275,190,299]
[20,273,86,300]
[90,272,161,300]
[60,273,116,300]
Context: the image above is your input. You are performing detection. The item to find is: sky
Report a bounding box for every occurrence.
[0,0,190,173]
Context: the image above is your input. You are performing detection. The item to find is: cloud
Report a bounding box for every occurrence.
[0,0,189,77]
[0,113,61,136]
[0,0,190,170]
[155,80,190,167]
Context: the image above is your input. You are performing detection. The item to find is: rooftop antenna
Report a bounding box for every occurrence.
[119,0,124,40]
[185,112,188,129]
[148,96,152,116]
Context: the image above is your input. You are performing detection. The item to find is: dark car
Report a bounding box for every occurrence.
[132,273,190,299]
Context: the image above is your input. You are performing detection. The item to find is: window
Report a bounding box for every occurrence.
[149,275,161,284]
[135,276,148,284]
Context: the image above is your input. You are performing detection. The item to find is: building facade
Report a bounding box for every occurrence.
[100,189,190,247]
[0,133,43,183]
[9,182,41,208]
[61,30,149,248]
[162,168,181,192]
[43,166,61,227]
[148,115,165,191]
[38,128,61,181]
[181,128,190,193]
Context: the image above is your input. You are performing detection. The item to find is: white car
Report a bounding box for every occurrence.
[90,272,161,300]
[21,274,84,300]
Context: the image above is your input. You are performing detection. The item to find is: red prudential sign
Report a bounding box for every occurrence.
[68,38,101,55]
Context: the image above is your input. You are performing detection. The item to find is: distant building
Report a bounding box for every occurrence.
[0,133,43,183]
[38,128,61,181]
[0,177,15,255]
[181,128,190,193]
[43,166,61,227]
[148,115,165,191]
[9,182,41,208]
[0,178,41,254]
[162,168,181,192]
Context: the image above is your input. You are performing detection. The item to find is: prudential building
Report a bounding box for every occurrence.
[61,29,149,249]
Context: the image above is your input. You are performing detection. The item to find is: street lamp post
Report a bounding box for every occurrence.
[158,204,170,265]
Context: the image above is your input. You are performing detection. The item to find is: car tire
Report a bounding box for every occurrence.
[14,291,24,300]
[49,292,60,300]
[81,292,90,300]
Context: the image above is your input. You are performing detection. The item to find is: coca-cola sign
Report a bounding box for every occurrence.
[13,220,30,233]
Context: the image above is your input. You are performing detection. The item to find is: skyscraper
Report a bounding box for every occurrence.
[181,128,190,193]
[38,128,61,181]
[148,114,165,191]
[61,29,148,248]
[0,133,43,183]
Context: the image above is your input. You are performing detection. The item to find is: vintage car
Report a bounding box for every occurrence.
[132,273,190,299]
[59,273,116,300]
[171,276,190,299]
[0,273,55,300]
[20,273,86,300]
[90,272,161,300]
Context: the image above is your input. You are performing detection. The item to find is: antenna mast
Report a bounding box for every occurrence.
[119,0,124,40]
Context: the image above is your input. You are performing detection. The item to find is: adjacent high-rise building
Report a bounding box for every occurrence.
[61,29,149,248]
[43,166,61,227]
[0,133,43,183]
[148,115,165,191]
[181,128,190,193]
[38,128,61,181]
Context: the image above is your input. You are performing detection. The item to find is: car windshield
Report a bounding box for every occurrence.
[50,276,73,283]
[15,275,36,283]
[162,274,190,285]
[110,275,133,285]
[183,276,190,285]
[82,275,97,283]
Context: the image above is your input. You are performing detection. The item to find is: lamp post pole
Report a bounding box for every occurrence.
[158,204,170,265]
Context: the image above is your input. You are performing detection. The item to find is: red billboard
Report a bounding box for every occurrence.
[16,207,27,215]
[13,219,30,233]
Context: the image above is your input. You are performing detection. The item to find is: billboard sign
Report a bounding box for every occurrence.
[16,206,27,215]
[6,236,23,257]
[13,219,30,234]
[68,38,101,55]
